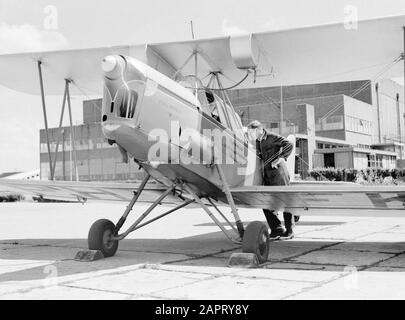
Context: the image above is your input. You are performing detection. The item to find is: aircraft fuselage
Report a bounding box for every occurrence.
[100,55,262,199]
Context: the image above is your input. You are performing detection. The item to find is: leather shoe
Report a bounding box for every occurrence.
[280,229,294,240]
[269,228,285,240]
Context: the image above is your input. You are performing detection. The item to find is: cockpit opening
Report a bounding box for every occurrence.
[110,88,138,119]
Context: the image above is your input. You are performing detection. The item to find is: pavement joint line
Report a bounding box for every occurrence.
[126,292,170,300]
[0,246,237,296]
[370,265,405,270]
[136,274,217,298]
[144,264,321,284]
[360,249,405,271]
[281,260,365,268]
[0,263,152,297]
[108,259,303,298]
[162,247,240,265]
[118,249,202,258]
[145,268,319,299]
[293,218,365,237]
[260,240,346,268]
[0,261,54,267]
[117,248,235,258]
[279,272,353,300]
[276,224,404,265]
[1,243,212,258]
[295,237,349,241]
[325,247,404,254]
[265,264,327,271]
[278,247,405,300]
[347,225,405,241]
[294,218,396,238]
[277,253,391,300]
[61,283,134,297]
[1,243,87,252]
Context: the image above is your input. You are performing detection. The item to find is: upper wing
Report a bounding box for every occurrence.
[150,15,405,87]
[250,14,405,86]
[0,179,182,204]
[231,181,405,211]
[0,15,403,96]
[0,44,177,96]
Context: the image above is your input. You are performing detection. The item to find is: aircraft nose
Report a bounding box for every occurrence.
[102,123,121,139]
[102,55,121,79]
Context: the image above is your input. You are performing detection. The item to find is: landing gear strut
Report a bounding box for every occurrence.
[214,164,270,262]
[87,174,194,257]
[87,170,270,263]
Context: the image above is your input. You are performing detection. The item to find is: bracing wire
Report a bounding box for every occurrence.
[183,71,250,92]
[319,54,403,123]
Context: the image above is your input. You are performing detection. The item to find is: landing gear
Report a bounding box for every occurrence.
[241,221,270,263]
[85,167,269,264]
[86,174,195,258]
[88,219,119,257]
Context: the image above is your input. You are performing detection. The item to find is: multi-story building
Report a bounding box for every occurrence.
[39,99,144,181]
[230,79,403,174]
[40,79,404,180]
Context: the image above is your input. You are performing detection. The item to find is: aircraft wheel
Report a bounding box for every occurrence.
[88,219,119,257]
[242,221,270,264]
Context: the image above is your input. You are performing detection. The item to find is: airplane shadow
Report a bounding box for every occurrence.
[1,227,404,283]
[195,221,345,227]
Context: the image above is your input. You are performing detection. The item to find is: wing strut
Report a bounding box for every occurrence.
[402,26,405,159]
[37,61,53,179]
[37,60,79,181]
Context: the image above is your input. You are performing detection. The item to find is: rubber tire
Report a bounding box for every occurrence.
[88,219,119,257]
[241,221,270,264]
[294,216,300,223]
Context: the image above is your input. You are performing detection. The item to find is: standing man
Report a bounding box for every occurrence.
[247,120,295,240]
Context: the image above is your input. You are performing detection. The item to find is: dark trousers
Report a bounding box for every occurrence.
[262,161,294,231]
[263,209,295,232]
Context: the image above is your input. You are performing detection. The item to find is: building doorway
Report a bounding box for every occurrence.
[324,153,335,168]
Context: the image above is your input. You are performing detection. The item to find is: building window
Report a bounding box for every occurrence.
[345,115,372,135]
[367,154,383,168]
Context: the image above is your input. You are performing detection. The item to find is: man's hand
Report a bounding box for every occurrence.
[271,158,284,168]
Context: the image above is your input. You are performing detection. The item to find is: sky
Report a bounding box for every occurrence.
[0,0,405,173]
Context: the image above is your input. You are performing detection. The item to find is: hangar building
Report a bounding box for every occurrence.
[39,79,404,180]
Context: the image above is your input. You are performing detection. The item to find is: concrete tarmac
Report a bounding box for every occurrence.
[0,201,404,299]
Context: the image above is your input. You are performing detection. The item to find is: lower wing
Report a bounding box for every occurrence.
[2,179,405,213]
[0,179,182,204]
[231,181,405,211]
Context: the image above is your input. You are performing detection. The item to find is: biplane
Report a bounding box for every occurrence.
[1,15,405,263]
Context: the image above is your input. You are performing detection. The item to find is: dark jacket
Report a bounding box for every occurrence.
[256,129,293,186]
